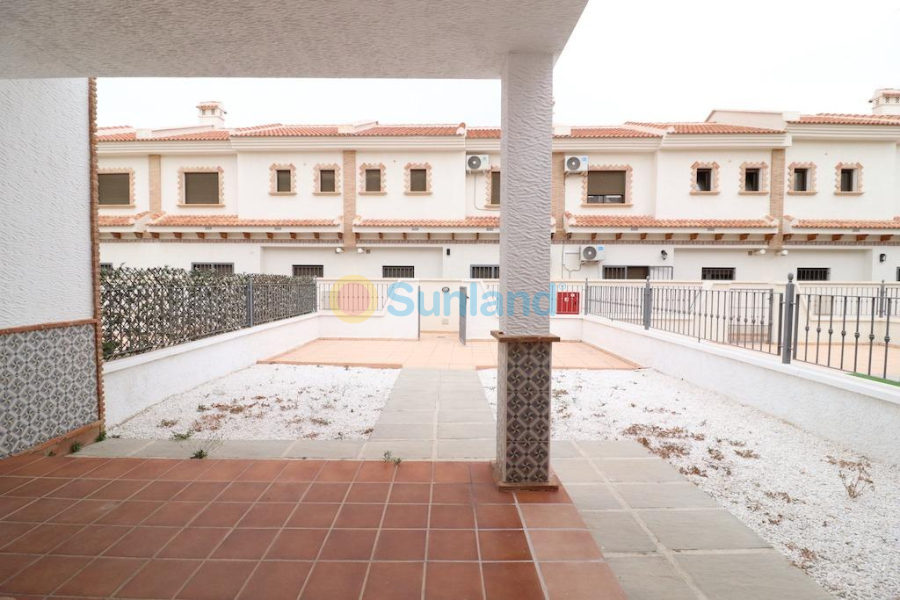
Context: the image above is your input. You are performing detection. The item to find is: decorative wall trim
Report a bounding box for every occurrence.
[314,163,342,196]
[149,154,162,214]
[97,167,135,206]
[342,151,357,247]
[834,162,864,195]
[403,162,432,195]
[690,161,720,195]
[89,77,106,428]
[737,161,769,194]
[0,318,99,337]
[581,164,633,205]
[268,163,297,196]
[178,166,225,205]
[484,165,501,209]
[787,162,817,195]
[359,162,386,195]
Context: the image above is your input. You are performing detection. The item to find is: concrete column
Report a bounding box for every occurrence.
[493,52,560,489]
[148,154,162,215]
[342,150,357,248]
[769,148,786,250]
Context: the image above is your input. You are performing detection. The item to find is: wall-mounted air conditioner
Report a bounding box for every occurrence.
[565,155,589,173]
[466,155,490,172]
[581,245,605,262]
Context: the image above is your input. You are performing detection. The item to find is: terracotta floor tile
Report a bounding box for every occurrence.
[172,481,229,502]
[520,504,586,529]
[540,562,626,600]
[212,528,278,559]
[1,522,81,554]
[478,530,531,561]
[113,558,201,599]
[514,488,572,504]
[237,460,287,482]
[88,479,148,501]
[374,529,427,560]
[159,460,214,481]
[46,478,110,499]
[0,496,37,519]
[194,460,252,481]
[120,460,181,481]
[0,521,36,547]
[176,560,256,600]
[83,459,146,480]
[237,560,312,600]
[334,503,385,529]
[286,503,340,528]
[430,504,475,529]
[425,562,484,600]
[261,482,309,502]
[104,526,179,557]
[0,553,39,585]
[472,484,515,505]
[142,501,206,527]
[50,499,120,524]
[56,556,146,597]
[528,530,602,561]
[0,455,45,476]
[191,502,251,527]
[362,561,424,600]
[346,482,390,503]
[428,529,479,560]
[6,497,77,522]
[0,554,91,595]
[50,525,129,556]
[303,482,350,503]
[434,462,471,483]
[355,462,397,482]
[316,461,360,482]
[131,480,189,502]
[319,529,377,560]
[266,529,328,560]
[158,527,229,559]
[237,502,294,528]
[481,562,545,600]
[216,481,268,502]
[393,462,434,482]
[389,483,431,504]
[382,503,429,529]
[7,458,68,477]
[433,483,473,504]
[475,504,522,529]
[277,460,325,482]
[3,477,64,497]
[300,561,368,600]
[91,500,160,526]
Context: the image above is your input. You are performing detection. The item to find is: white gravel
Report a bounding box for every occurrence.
[111,364,397,441]
[480,368,900,600]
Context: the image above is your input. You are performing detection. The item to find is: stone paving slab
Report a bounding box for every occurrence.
[283,440,364,459]
[640,509,770,550]
[581,510,658,553]
[612,482,721,509]
[607,556,698,600]
[593,457,686,482]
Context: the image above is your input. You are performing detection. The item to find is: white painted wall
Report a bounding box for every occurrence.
[464,152,502,216]
[0,79,93,328]
[671,247,871,281]
[235,151,343,220]
[261,245,444,279]
[100,242,263,273]
[581,315,900,465]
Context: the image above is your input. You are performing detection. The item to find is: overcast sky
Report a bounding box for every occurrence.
[98,0,900,129]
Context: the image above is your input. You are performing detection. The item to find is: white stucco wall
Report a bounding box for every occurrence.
[100,242,263,273]
[671,247,871,281]
[261,245,444,279]
[0,79,93,329]
[464,152,502,216]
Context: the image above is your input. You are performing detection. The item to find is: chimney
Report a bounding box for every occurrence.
[869,89,900,116]
[197,101,226,128]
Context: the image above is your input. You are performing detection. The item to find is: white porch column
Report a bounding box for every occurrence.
[492,52,560,489]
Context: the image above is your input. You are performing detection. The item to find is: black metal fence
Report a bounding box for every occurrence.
[587,276,897,380]
[101,267,316,360]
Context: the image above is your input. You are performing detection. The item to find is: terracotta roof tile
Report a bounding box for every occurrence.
[626,122,783,134]
[98,211,148,227]
[355,217,500,228]
[789,114,900,126]
[149,215,337,228]
[465,126,661,139]
[232,124,463,137]
[96,131,138,141]
[567,214,775,229]
[791,218,900,230]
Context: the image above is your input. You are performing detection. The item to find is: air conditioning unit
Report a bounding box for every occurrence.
[581,245,605,262]
[565,155,589,173]
[466,155,490,172]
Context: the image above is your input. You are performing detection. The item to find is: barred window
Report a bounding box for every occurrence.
[603,266,649,280]
[319,169,336,193]
[701,267,735,281]
[184,172,220,204]
[100,263,114,272]
[471,265,500,279]
[98,173,131,205]
[383,265,414,278]
[191,262,234,275]
[797,268,830,282]
[293,265,324,278]
[276,169,292,193]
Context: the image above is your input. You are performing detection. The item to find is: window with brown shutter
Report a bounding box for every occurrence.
[320,169,336,193]
[365,169,382,192]
[490,171,501,205]
[276,169,292,193]
[184,172,220,204]
[586,171,626,204]
[410,169,427,192]
[98,173,131,205]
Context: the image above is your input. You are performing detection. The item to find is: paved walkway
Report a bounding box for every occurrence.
[263,332,638,370]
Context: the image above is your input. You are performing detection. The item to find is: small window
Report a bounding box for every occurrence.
[744,169,761,192]
[490,171,501,205]
[365,169,382,192]
[319,169,336,193]
[696,168,713,192]
[383,265,414,278]
[293,265,324,278]
[184,172,220,204]
[797,268,830,282]
[99,263,114,272]
[840,168,857,192]
[603,266,649,280]
[793,168,809,192]
[587,170,626,204]
[191,262,234,275]
[276,169,292,193]
[701,267,735,281]
[471,265,500,279]
[409,169,428,193]
[98,173,131,205]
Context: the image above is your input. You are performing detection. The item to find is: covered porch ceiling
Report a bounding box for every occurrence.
[0,0,588,79]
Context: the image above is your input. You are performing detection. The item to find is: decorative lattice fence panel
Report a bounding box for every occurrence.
[101,267,316,360]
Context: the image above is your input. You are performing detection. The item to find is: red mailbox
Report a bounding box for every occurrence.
[556,291,580,315]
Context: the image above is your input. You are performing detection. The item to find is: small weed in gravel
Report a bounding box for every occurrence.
[735,448,761,459]
[158,419,178,428]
